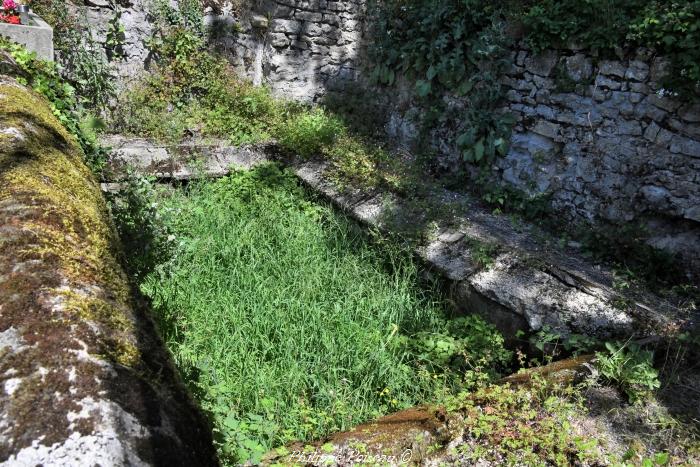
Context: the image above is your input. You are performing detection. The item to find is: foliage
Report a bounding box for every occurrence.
[397,316,512,386]
[519,0,700,94]
[31,0,115,110]
[276,107,344,157]
[111,0,284,143]
[446,381,605,465]
[105,171,175,281]
[627,1,700,94]
[369,0,514,167]
[520,0,647,53]
[105,8,127,61]
[595,342,661,403]
[0,38,108,172]
[136,164,511,464]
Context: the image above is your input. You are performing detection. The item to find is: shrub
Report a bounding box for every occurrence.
[596,342,661,403]
[105,172,175,281]
[276,107,344,157]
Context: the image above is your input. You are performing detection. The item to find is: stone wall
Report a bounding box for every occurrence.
[0,58,216,465]
[205,5,700,274]
[75,0,699,274]
[77,0,152,88]
[209,0,367,101]
[501,48,699,269]
[384,47,700,274]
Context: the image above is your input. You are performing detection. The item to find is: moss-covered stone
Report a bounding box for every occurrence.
[0,76,217,465]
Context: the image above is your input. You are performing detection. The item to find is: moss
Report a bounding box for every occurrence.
[0,82,137,365]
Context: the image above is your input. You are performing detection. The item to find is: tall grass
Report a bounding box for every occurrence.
[139,164,509,463]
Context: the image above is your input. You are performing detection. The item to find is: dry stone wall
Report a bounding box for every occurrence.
[384,47,700,276]
[76,0,698,274]
[498,48,700,270]
[209,0,368,101]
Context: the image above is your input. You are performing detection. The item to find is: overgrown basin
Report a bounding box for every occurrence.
[111,164,513,464]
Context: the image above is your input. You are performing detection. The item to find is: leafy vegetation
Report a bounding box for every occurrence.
[445,381,606,465]
[133,164,512,464]
[0,38,108,172]
[521,0,700,95]
[32,0,115,110]
[596,342,661,403]
[369,0,699,173]
[369,0,514,167]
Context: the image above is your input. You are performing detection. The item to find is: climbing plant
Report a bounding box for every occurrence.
[0,39,108,172]
[31,0,115,110]
[369,0,515,167]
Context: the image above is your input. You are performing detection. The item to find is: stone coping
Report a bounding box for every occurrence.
[102,134,696,342]
[0,13,53,61]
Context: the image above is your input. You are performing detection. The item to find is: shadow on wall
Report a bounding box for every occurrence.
[206,0,367,102]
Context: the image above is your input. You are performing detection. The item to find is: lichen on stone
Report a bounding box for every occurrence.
[0,78,216,464]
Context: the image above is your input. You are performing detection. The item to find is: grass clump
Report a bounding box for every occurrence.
[137,164,511,464]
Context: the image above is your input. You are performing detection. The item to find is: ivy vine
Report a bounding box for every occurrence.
[368,0,515,167]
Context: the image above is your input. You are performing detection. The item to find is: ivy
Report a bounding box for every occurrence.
[369,0,516,168]
[0,38,108,173]
[520,0,700,95]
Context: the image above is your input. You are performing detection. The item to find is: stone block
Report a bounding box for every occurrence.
[599,60,626,78]
[625,60,649,81]
[0,13,53,61]
[524,50,558,77]
[564,54,592,82]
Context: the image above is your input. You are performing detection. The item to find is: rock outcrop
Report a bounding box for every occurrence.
[0,73,216,464]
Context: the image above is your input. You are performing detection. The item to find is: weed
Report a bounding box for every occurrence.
[276,107,344,158]
[135,164,511,464]
[0,38,108,173]
[595,341,661,403]
[105,170,175,281]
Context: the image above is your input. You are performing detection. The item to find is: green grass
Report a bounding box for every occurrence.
[139,164,510,464]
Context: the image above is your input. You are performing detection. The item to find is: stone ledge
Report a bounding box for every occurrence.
[0,13,53,61]
[102,135,694,342]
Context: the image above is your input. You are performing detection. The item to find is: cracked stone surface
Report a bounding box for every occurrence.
[0,79,217,465]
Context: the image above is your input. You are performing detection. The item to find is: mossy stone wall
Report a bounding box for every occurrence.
[0,75,216,465]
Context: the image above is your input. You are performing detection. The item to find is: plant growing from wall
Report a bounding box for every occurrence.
[31,0,115,110]
[519,0,700,96]
[0,38,108,172]
[105,8,127,61]
[369,0,515,168]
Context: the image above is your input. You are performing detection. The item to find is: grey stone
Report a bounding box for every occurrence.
[647,94,681,112]
[669,136,700,158]
[0,13,53,61]
[599,60,626,78]
[269,33,290,48]
[531,120,561,140]
[679,103,700,123]
[595,75,622,90]
[524,50,558,77]
[644,121,661,142]
[617,120,643,136]
[625,60,649,81]
[271,19,301,33]
[640,185,670,206]
[250,15,269,29]
[564,54,593,82]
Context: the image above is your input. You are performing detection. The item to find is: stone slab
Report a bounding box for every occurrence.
[0,13,53,61]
